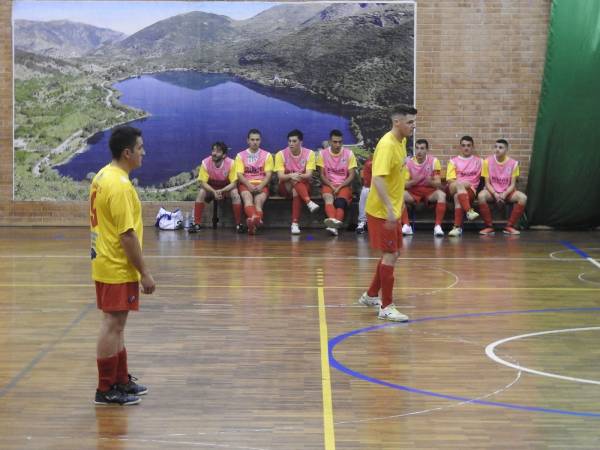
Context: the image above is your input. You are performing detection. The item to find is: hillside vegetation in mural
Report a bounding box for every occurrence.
[13,3,414,201]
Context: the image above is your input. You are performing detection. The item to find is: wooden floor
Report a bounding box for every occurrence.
[1,226,600,449]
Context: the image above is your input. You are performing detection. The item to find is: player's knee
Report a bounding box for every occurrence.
[519,193,527,205]
[333,198,347,209]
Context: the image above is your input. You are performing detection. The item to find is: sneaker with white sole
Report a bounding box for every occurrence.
[307,201,319,213]
[448,226,462,237]
[324,217,343,229]
[466,209,479,221]
[291,222,301,235]
[402,224,413,235]
[378,304,409,322]
[358,292,381,307]
[326,227,338,236]
[117,374,148,396]
[356,221,366,234]
[433,225,444,237]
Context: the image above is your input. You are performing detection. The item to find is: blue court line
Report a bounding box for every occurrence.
[0,301,95,398]
[560,241,593,259]
[329,307,600,418]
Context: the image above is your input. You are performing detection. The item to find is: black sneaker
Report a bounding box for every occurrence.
[117,374,148,396]
[235,223,247,234]
[94,386,141,406]
[187,224,201,233]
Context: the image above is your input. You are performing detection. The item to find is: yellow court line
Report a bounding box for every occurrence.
[0,283,599,292]
[317,271,336,450]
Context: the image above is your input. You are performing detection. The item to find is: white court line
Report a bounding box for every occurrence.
[550,248,600,263]
[486,327,600,385]
[578,273,600,286]
[0,254,562,261]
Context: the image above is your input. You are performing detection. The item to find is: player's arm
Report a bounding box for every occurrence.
[120,229,155,294]
[300,151,316,181]
[255,155,274,190]
[337,152,357,189]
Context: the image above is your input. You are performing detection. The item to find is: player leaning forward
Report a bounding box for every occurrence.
[357,105,416,322]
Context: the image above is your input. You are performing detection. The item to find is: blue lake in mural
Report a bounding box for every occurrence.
[56,71,357,186]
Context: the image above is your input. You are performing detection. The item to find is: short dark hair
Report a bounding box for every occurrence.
[496,138,509,147]
[415,138,429,149]
[109,126,141,160]
[390,104,418,119]
[287,129,303,141]
[212,141,228,154]
[329,129,343,139]
[247,128,261,138]
[460,135,474,144]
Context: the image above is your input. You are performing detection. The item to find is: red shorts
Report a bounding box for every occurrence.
[95,281,139,312]
[204,185,237,203]
[238,183,269,197]
[491,190,516,202]
[278,180,309,198]
[407,186,437,203]
[322,185,353,203]
[367,214,403,253]
[446,185,476,202]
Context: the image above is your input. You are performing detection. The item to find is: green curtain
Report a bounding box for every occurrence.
[526,0,600,228]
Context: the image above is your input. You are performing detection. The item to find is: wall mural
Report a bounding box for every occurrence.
[13,1,414,201]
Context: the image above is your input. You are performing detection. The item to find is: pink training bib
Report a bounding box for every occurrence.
[281,147,311,173]
[487,155,518,193]
[451,155,482,189]
[202,156,234,182]
[321,147,352,185]
[406,154,439,187]
[239,148,270,181]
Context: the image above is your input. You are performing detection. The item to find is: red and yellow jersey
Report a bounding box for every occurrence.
[365,132,407,219]
[90,164,143,284]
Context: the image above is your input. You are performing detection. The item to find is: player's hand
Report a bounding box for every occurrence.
[215,190,223,200]
[140,272,156,294]
[384,211,397,229]
[333,186,340,196]
[290,173,301,182]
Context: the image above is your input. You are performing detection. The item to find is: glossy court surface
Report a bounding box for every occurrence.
[1,226,599,449]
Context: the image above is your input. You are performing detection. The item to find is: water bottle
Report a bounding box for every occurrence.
[184,212,191,229]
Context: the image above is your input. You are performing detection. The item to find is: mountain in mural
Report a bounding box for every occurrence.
[14,19,126,58]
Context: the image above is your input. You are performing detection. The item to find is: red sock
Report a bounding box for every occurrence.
[335,207,345,221]
[367,259,382,297]
[116,348,129,385]
[508,204,525,226]
[325,203,336,219]
[232,203,242,225]
[458,193,471,212]
[194,202,204,225]
[293,183,310,203]
[401,207,409,225]
[379,263,395,309]
[435,202,446,225]
[97,354,118,392]
[478,202,493,227]
[292,195,302,223]
[244,205,256,219]
[454,207,464,227]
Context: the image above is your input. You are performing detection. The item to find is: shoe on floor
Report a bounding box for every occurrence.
[307,201,319,213]
[448,226,462,237]
[433,225,444,237]
[94,387,141,406]
[326,227,338,236]
[291,222,301,235]
[503,226,521,235]
[466,209,480,221]
[324,217,343,229]
[402,224,413,235]
[358,292,381,307]
[378,304,409,322]
[479,227,495,235]
[117,374,148,396]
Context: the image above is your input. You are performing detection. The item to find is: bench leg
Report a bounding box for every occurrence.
[212,201,219,229]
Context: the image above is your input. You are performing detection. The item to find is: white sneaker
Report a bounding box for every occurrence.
[326,227,338,236]
[307,201,319,213]
[291,222,301,235]
[324,217,343,229]
[378,304,409,322]
[358,292,381,307]
[433,225,444,237]
[466,209,480,221]
[448,226,462,237]
[402,224,413,235]
[356,221,366,234]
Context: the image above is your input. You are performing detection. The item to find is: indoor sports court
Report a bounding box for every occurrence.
[2,0,600,449]
[1,228,600,449]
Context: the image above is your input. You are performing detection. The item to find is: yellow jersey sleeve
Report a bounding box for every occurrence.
[434,158,442,172]
[228,165,238,183]
[405,168,411,181]
[264,153,274,172]
[371,145,396,177]
[274,151,285,173]
[306,151,316,171]
[110,188,136,236]
[513,162,520,178]
[316,152,325,168]
[446,161,456,180]
[481,159,489,178]
[198,163,210,183]
[347,152,357,170]
[235,154,244,175]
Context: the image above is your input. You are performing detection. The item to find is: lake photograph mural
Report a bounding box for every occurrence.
[13,1,415,201]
